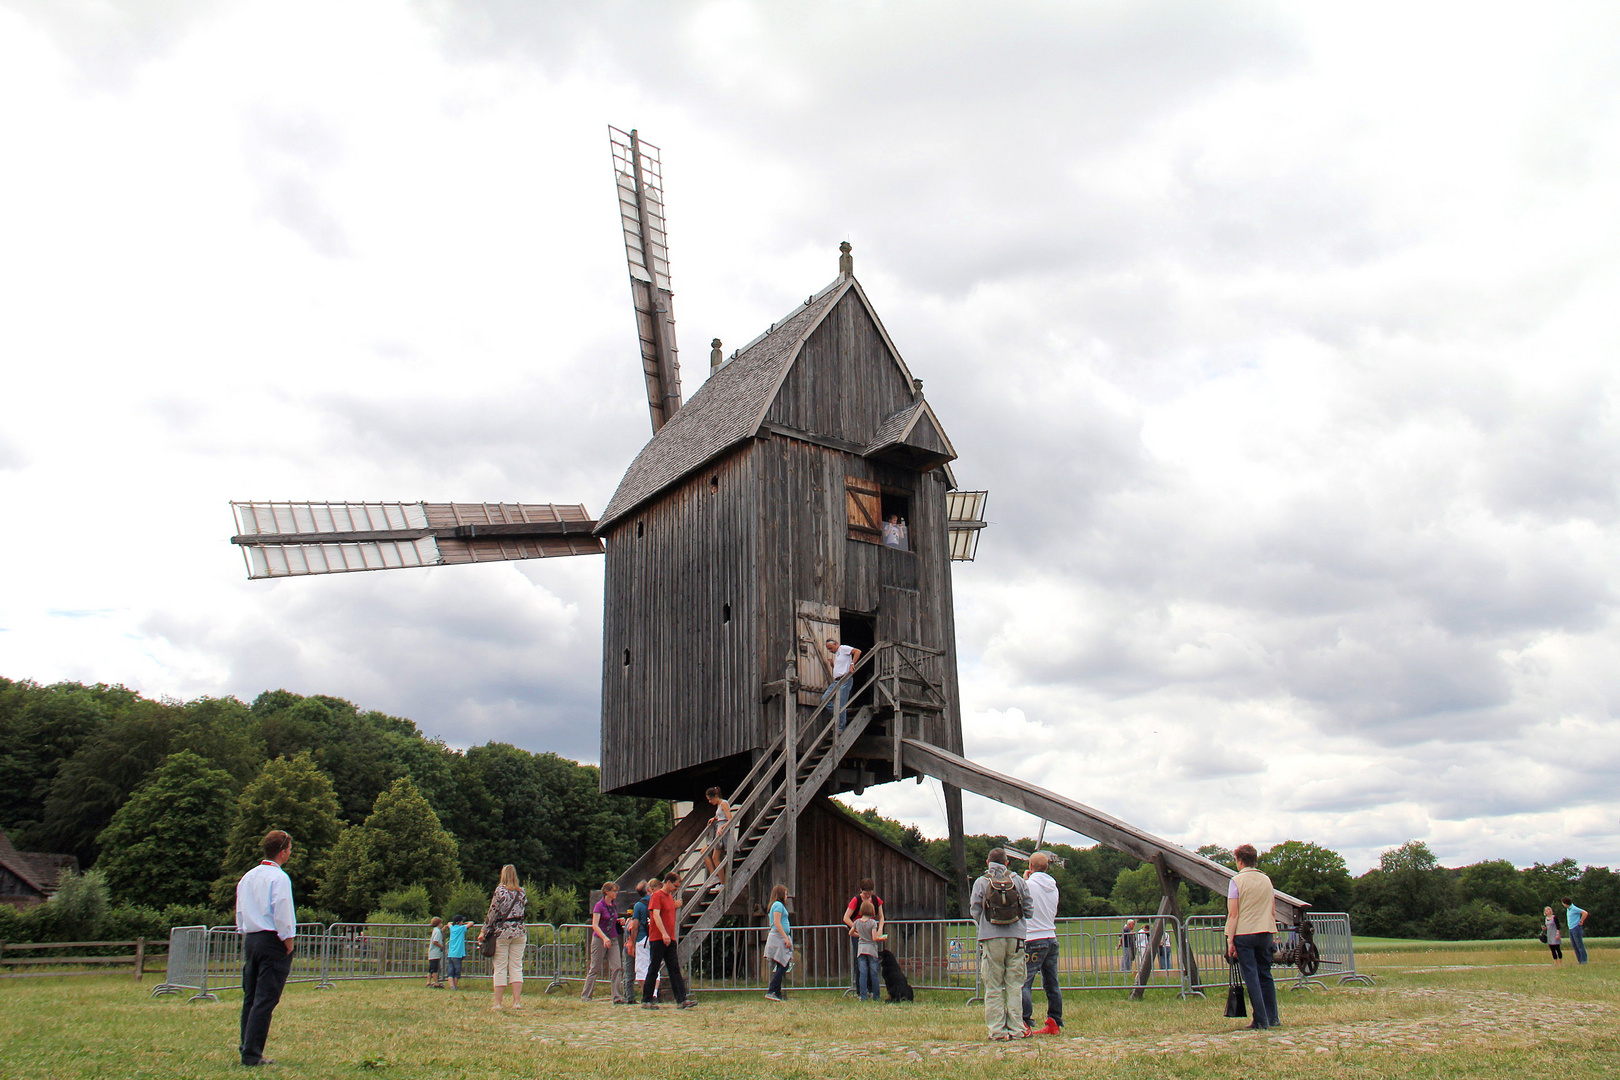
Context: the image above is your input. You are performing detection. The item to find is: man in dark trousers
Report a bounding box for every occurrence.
[235,830,297,1066]
[642,872,697,1009]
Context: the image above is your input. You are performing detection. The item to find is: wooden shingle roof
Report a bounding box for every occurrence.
[598,276,855,529]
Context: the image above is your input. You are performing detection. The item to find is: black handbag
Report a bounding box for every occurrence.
[1224,958,1247,1019]
[479,933,498,958]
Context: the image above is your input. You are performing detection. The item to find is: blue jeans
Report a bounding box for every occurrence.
[821,678,852,731]
[1021,938,1063,1029]
[1570,923,1588,964]
[768,960,788,996]
[1233,933,1279,1028]
[856,954,879,1001]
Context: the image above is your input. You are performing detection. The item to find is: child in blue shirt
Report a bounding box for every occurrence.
[446,915,469,989]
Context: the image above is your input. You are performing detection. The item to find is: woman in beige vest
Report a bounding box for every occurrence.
[1225,844,1279,1030]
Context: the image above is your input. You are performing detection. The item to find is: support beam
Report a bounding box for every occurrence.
[943,782,969,918]
[900,739,1308,923]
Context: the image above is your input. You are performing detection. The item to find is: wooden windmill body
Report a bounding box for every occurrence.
[231,128,1307,972]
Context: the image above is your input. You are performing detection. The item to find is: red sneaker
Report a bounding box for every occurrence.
[1037,1018,1061,1036]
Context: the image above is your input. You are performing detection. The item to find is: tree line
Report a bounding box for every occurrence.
[2,677,1613,943]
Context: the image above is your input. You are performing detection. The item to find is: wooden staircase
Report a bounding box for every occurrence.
[668,672,881,965]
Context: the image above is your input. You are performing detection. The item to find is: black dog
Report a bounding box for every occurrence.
[878,949,914,1002]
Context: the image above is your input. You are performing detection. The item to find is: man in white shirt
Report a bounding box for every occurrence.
[821,638,862,731]
[236,830,297,1066]
[1020,852,1063,1036]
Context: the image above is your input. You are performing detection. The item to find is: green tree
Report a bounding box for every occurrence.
[317,777,460,921]
[1109,862,1189,916]
[1457,860,1535,917]
[1260,840,1353,913]
[94,750,237,908]
[1352,840,1458,937]
[210,752,346,909]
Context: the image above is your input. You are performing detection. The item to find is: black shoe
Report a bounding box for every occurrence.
[242,1058,276,1066]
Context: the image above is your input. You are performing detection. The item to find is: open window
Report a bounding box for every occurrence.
[846,476,912,551]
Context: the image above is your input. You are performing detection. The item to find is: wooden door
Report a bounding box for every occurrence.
[796,600,840,705]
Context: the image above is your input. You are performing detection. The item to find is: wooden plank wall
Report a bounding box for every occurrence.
[793,798,949,923]
[599,447,759,795]
[765,291,916,445]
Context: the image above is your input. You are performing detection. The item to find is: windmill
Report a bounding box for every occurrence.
[231,126,1305,985]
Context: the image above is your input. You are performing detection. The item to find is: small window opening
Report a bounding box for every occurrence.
[622,648,631,668]
[722,602,731,624]
[636,521,644,538]
[710,474,719,491]
[880,491,911,551]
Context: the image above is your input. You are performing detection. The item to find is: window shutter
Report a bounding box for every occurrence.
[845,477,882,543]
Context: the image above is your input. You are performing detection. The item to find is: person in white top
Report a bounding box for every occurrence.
[1020,852,1063,1036]
[235,830,297,1067]
[881,514,909,550]
[820,638,862,731]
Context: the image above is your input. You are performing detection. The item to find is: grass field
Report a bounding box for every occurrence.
[1,942,1614,1079]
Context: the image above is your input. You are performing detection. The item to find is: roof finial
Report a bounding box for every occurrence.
[710,338,723,372]
[839,240,853,279]
[912,378,924,398]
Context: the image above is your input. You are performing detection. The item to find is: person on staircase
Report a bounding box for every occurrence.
[704,787,733,894]
[821,638,862,732]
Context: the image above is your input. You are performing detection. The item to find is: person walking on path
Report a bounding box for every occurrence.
[971,848,1032,1041]
[704,787,734,893]
[1226,843,1279,1031]
[235,829,297,1067]
[1021,852,1063,1036]
[445,915,468,989]
[582,881,626,1002]
[1543,906,1564,965]
[426,917,445,988]
[853,900,884,1001]
[764,883,793,1002]
[627,880,657,1003]
[479,865,528,1010]
[1563,897,1590,964]
[642,873,696,1009]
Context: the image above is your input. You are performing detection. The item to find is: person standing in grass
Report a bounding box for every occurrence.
[764,883,793,1002]
[445,915,468,989]
[426,917,445,988]
[235,829,297,1068]
[1226,843,1279,1031]
[627,880,657,1002]
[1563,897,1589,964]
[582,881,625,1002]
[642,872,696,1009]
[971,847,1032,1041]
[1119,919,1136,972]
[479,865,528,1010]
[1543,906,1563,965]
[853,900,884,1001]
[1020,852,1063,1036]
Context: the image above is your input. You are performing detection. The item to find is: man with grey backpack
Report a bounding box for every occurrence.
[970,848,1033,1041]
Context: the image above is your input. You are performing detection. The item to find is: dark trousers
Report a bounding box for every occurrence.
[642,939,688,1003]
[768,960,788,996]
[240,932,293,1064]
[1021,937,1063,1028]
[1233,933,1278,1028]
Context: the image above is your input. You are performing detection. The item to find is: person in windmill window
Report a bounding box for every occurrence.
[881,514,909,550]
[820,638,862,731]
[703,787,733,894]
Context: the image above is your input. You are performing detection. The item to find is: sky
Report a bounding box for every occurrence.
[2,0,1618,876]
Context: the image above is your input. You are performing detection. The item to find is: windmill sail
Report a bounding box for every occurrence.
[609,125,682,433]
[945,490,989,561]
[231,501,602,580]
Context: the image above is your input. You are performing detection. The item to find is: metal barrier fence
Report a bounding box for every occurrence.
[1183,912,1372,993]
[155,913,1362,1000]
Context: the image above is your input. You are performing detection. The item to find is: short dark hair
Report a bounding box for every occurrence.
[262,830,292,860]
[858,878,875,893]
[1234,844,1258,867]
[663,872,680,884]
[987,848,1007,865]
[1561,896,1573,906]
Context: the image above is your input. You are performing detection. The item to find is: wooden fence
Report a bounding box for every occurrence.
[0,939,156,980]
